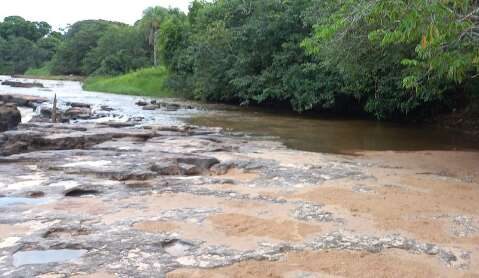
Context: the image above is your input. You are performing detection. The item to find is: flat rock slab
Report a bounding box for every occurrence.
[0,120,477,278]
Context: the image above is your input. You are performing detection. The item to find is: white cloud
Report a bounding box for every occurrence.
[0,0,192,30]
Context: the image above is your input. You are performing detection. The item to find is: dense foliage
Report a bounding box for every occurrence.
[1,0,478,120]
[50,20,152,76]
[0,16,61,74]
[303,0,479,118]
[158,0,478,119]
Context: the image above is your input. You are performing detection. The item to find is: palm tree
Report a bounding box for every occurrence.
[139,7,169,66]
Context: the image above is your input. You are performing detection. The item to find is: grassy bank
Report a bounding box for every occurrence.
[82,67,170,97]
[22,65,84,81]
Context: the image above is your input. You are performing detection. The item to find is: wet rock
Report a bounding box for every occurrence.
[1,80,44,88]
[0,103,21,132]
[135,99,148,106]
[26,191,45,198]
[100,105,114,112]
[64,188,100,197]
[162,239,195,257]
[156,102,192,111]
[142,104,158,111]
[0,123,154,155]
[0,94,48,108]
[67,102,91,109]
[97,122,136,128]
[63,107,92,120]
[43,227,90,239]
[129,116,144,122]
[165,104,181,111]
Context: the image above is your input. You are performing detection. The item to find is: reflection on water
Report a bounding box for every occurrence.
[1,75,477,154]
[188,108,479,154]
[12,249,87,267]
[0,197,49,207]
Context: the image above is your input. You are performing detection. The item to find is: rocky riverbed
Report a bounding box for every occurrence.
[0,78,478,277]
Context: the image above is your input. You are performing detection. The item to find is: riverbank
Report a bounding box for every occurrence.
[0,80,478,277]
[83,67,170,97]
[13,75,85,82]
[0,118,478,277]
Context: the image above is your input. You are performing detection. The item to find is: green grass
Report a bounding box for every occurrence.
[83,67,171,97]
[25,65,51,76]
[22,65,84,81]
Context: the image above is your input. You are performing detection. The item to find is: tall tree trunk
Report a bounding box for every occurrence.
[154,30,159,66]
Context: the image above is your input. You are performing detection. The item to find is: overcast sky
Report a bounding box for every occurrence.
[1,0,192,30]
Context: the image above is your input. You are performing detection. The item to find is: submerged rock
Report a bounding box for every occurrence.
[142,104,159,111]
[1,80,44,88]
[67,102,91,108]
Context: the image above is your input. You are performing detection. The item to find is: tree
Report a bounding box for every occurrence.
[137,6,170,65]
[303,0,479,118]
[83,25,151,75]
[0,16,56,74]
[50,20,122,75]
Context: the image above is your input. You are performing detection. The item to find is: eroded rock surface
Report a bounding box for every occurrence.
[0,110,478,278]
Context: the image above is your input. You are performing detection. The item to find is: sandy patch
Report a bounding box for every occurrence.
[167,249,467,278]
[208,213,320,242]
[44,198,112,216]
[216,169,259,182]
[360,151,479,183]
[133,211,322,251]
[133,221,179,233]
[292,168,479,244]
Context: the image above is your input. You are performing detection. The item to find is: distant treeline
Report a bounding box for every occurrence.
[1,0,478,119]
[0,8,166,76]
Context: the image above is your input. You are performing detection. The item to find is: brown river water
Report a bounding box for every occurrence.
[1,75,477,154]
[188,106,479,154]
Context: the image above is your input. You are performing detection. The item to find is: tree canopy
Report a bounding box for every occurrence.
[1,1,477,120]
[0,16,60,74]
[157,0,478,119]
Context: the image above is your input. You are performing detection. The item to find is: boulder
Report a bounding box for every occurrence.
[135,100,148,106]
[63,107,92,120]
[0,103,21,132]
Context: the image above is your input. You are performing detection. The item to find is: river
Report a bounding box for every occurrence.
[1,76,479,277]
[1,75,478,154]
